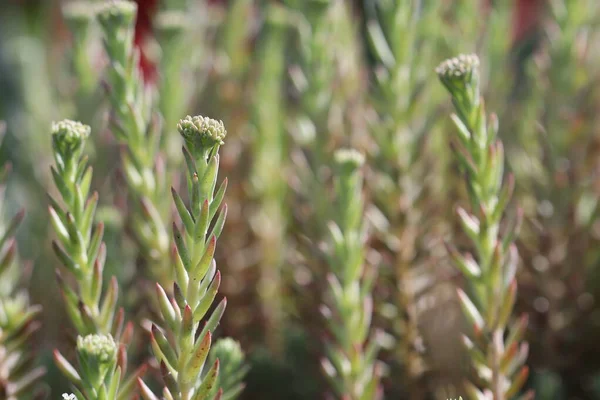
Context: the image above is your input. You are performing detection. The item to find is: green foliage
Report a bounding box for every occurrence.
[207,338,249,400]
[2,1,600,399]
[138,115,242,400]
[0,123,45,399]
[320,148,383,399]
[49,119,143,398]
[55,334,124,400]
[248,3,291,354]
[61,2,98,95]
[437,55,529,400]
[98,1,171,285]
[49,120,115,334]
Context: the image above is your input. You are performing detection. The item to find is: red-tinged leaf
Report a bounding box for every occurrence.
[53,350,82,385]
[192,359,219,400]
[121,321,135,346]
[500,341,518,373]
[505,366,529,398]
[506,314,528,348]
[119,364,148,400]
[117,344,127,374]
[457,289,484,332]
[183,332,212,384]
[137,378,160,400]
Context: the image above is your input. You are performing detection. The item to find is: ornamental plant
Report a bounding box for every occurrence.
[48,120,142,398]
[154,0,198,165]
[436,55,530,399]
[97,1,172,286]
[138,115,243,400]
[61,1,99,98]
[320,148,383,400]
[58,334,121,399]
[364,1,442,393]
[0,123,45,399]
[7,1,600,398]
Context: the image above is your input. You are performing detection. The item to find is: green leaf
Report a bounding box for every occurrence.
[191,236,216,287]
[118,364,148,400]
[173,222,192,270]
[456,289,484,333]
[172,187,195,233]
[365,19,395,68]
[98,277,119,331]
[51,166,72,204]
[209,178,228,221]
[0,208,24,248]
[446,243,481,279]
[200,156,219,202]
[137,378,160,400]
[88,222,105,264]
[156,283,178,332]
[193,359,220,400]
[49,206,71,246]
[53,350,82,385]
[208,205,227,241]
[52,241,81,277]
[151,325,178,372]
[81,191,99,242]
[198,298,227,341]
[193,271,221,321]
[183,331,212,385]
[194,200,210,250]
[161,361,179,396]
[107,366,121,400]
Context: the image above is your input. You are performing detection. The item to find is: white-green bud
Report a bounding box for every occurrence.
[436,54,480,101]
[97,1,138,32]
[62,2,96,35]
[76,334,117,389]
[333,148,365,173]
[77,334,117,365]
[177,115,227,158]
[62,394,77,400]
[51,120,90,160]
[435,54,479,80]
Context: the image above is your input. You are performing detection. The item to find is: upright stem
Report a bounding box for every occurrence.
[437,54,529,399]
[492,329,504,400]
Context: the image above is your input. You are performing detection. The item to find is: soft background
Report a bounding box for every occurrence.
[0,0,599,399]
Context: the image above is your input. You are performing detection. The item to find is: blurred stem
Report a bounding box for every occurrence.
[98,2,172,288]
[437,54,529,399]
[220,0,253,79]
[321,150,382,399]
[250,4,289,355]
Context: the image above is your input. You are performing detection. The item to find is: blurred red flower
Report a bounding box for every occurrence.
[512,0,545,44]
[134,0,159,83]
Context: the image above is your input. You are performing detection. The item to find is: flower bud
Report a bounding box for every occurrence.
[62,2,96,36]
[177,115,227,159]
[51,120,90,162]
[333,148,365,174]
[97,1,138,32]
[435,53,479,83]
[76,334,117,388]
[436,53,480,103]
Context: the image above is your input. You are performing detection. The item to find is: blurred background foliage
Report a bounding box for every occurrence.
[0,0,600,398]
